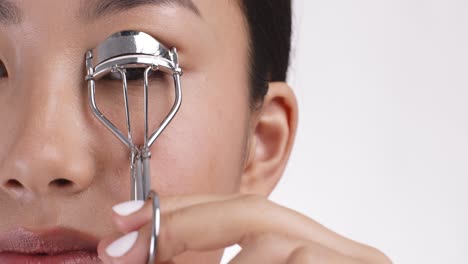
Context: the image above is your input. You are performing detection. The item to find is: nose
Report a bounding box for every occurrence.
[0,59,96,198]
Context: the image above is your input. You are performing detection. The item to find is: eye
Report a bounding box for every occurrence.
[0,61,8,78]
[103,68,160,82]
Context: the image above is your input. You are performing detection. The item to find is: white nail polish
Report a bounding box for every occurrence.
[106,231,139,258]
[112,200,145,216]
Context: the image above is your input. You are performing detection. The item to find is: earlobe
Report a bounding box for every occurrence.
[240,82,298,196]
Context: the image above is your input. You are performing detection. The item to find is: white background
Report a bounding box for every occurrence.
[225,0,468,263]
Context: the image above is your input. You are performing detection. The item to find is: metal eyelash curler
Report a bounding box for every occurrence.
[85,30,182,263]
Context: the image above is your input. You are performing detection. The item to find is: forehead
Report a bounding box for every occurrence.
[0,0,246,43]
[1,0,241,24]
[0,0,202,23]
[0,0,248,70]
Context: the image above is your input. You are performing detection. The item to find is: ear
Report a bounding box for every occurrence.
[240,82,298,196]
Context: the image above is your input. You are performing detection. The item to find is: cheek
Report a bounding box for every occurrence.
[148,71,250,195]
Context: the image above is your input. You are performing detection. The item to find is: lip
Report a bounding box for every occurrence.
[0,227,101,264]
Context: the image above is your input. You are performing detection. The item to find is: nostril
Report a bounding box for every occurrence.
[49,178,74,188]
[5,179,24,189]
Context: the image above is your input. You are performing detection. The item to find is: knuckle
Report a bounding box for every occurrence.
[158,212,177,260]
[248,231,280,245]
[287,245,323,263]
[360,246,393,264]
[160,210,179,246]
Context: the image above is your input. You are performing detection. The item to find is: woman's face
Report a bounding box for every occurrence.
[0,0,252,262]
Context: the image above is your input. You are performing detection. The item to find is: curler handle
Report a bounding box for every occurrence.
[132,156,145,201]
[141,148,152,200]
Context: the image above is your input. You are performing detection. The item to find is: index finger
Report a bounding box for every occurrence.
[111,194,241,233]
[156,195,371,262]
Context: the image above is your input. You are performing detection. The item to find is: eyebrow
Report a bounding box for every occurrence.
[0,0,22,25]
[0,0,200,26]
[82,0,201,20]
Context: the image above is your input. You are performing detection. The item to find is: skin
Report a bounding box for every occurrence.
[0,0,392,263]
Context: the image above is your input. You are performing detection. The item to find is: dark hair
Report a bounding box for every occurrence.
[240,0,292,108]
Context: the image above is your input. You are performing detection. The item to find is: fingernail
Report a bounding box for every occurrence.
[105,231,139,258]
[112,200,145,216]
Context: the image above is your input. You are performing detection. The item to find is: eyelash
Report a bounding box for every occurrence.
[102,68,164,82]
[0,63,166,82]
[0,61,8,78]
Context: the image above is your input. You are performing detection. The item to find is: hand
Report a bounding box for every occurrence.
[97,194,392,263]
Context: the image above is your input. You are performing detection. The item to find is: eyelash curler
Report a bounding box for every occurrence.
[85,30,183,263]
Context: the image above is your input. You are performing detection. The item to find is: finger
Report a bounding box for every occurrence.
[98,195,241,263]
[98,222,366,264]
[287,246,365,264]
[98,220,184,264]
[230,233,363,264]
[111,194,240,233]
[109,194,384,263]
[97,223,152,264]
[229,233,305,264]
[155,195,375,262]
